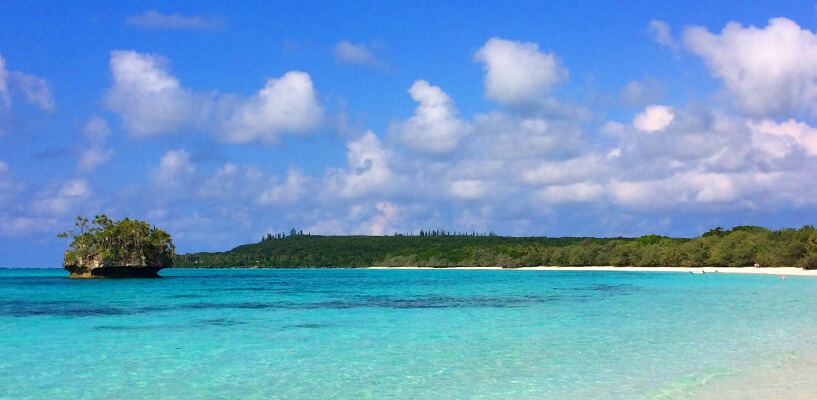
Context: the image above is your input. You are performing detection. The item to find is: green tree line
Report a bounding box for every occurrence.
[174,225,817,269]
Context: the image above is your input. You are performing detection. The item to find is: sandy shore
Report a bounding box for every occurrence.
[368,266,817,276]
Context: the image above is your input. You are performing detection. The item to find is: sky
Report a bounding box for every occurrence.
[2,1,817,267]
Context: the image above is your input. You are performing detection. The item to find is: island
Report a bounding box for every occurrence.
[58,215,175,278]
[174,225,817,269]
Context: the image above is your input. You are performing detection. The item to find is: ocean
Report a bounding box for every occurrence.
[1,268,816,399]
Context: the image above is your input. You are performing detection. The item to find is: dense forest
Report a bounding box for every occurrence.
[174,225,817,269]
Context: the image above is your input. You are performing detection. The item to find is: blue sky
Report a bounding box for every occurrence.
[2,1,817,267]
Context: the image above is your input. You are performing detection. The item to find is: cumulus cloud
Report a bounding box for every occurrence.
[33,22,817,245]
[633,105,674,132]
[104,50,322,143]
[367,202,399,235]
[81,116,111,141]
[219,71,322,143]
[197,162,240,199]
[76,117,114,172]
[12,71,54,111]
[31,179,91,216]
[333,42,383,67]
[612,108,750,179]
[77,147,115,172]
[608,171,779,210]
[595,104,817,212]
[539,182,605,204]
[258,169,310,206]
[125,10,221,30]
[150,149,195,190]
[522,154,610,186]
[104,51,197,136]
[648,20,678,49]
[449,180,486,200]
[324,131,392,199]
[0,53,54,111]
[684,17,817,117]
[474,38,568,107]
[470,112,583,159]
[390,80,470,154]
[749,119,817,156]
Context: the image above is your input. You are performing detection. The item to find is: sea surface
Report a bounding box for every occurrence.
[1,268,817,400]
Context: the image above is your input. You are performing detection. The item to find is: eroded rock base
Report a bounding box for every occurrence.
[65,265,164,278]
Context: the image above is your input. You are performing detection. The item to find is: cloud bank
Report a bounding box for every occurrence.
[104,50,322,143]
[684,17,817,117]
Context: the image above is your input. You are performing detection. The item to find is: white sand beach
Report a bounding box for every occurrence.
[368,266,817,276]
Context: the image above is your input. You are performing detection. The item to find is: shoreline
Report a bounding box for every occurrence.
[367,265,817,276]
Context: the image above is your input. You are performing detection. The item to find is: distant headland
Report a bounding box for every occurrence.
[58,215,174,278]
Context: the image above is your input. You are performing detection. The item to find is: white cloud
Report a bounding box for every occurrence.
[523,155,609,186]
[609,178,672,208]
[333,42,382,67]
[749,118,817,156]
[31,27,817,245]
[474,38,568,107]
[125,10,220,30]
[76,117,114,172]
[81,116,111,141]
[77,147,115,172]
[0,215,58,237]
[0,161,59,237]
[31,179,92,216]
[0,55,9,108]
[151,150,195,190]
[539,182,605,204]
[648,20,678,49]
[684,17,817,117]
[391,80,470,154]
[612,108,750,179]
[471,112,583,159]
[690,173,739,203]
[449,180,486,200]
[197,163,239,199]
[324,131,392,199]
[11,71,54,111]
[608,171,768,209]
[258,169,310,206]
[104,50,322,143]
[0,161,25,206]
[633,105,674,132]
[105,51,197,137]
[218,71,322,143]
[367,202,399,235]
[0,53,54,111]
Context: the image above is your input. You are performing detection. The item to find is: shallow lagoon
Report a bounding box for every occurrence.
[1,268,816,399]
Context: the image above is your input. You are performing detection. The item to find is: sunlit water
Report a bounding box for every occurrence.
[2,268,816,399]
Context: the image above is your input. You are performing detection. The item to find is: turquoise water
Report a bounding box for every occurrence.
[2,268,816,399]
